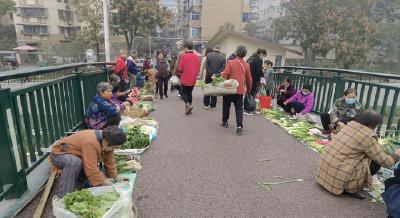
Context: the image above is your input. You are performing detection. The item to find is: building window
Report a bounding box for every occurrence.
[191,12,200,20]
[64,0,68,3]
[242,13,250,22]
[19,8,47,17]
[58,9,73,21]
[57,0,61,2]
[191,28,201,38]
[22,25,48,35]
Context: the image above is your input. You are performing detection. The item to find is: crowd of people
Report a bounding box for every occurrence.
[47,40,400,216]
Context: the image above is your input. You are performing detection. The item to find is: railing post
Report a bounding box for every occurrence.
[73,72,86,121]
[0,88,28,199]
[333,75,345,101]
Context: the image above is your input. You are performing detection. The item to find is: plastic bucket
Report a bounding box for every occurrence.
[259,96,271,109]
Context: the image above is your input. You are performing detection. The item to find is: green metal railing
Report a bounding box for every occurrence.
[0,63,113,200]
[274,67,400,135]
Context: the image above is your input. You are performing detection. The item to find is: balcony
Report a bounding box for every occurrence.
[16,7,47,18]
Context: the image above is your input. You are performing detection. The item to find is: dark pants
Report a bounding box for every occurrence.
[204,96,217,108]
[157,77,168,97]
[181,85,194,105]
[320,113,351,131]
[222,94,244,128]
[51,153,83,198]
[203,73,217,107]
[284,101,305,114]
[250,79,260,97]
[370,160,381,175]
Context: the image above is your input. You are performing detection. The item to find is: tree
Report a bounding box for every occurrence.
[370,0,400,63]
[0,0,14,16]
[0,25,17,50]
[110,0,171,53]
[74,0,104,61]
[0,0,16,50]
[273,0,377,68]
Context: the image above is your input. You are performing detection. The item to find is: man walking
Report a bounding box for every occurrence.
[178,41,200,115]
[220,45,252,135]
[203,45,226,110]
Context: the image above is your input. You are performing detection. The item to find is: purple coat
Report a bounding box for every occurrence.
[287,91,314,114]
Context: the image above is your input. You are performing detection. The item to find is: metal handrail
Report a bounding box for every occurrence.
[273,66,400,81]
[0,62,115,81]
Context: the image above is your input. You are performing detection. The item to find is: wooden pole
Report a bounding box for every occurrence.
[33,170,56,218]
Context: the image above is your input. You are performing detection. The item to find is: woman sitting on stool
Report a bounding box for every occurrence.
[320,88,363,134]
[283,83,314,116]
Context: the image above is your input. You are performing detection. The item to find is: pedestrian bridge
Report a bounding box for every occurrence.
[0,63,399,217]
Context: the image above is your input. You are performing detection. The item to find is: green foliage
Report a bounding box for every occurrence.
[64,189,101,218]
[0,0,14,16]
[110,0,172,52]
[122,125,150,149]
[64,189,120,218]
[0,24,16,50]
[74,0,104,60]
[273,0,377,68]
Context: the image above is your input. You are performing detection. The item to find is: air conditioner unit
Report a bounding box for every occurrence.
[67,21,72,25]
[66,5,70,10]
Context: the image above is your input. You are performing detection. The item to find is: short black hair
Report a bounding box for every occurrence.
[256,48,267,56]
[303,83,312,91]
[344,88,357,96]
[354,110,383,129]
[205,47,213,56]
[236,45,247,58]
[284,78,291,84]
[102,126,126,146]
[183,40,193,50]
[264,60,273,66]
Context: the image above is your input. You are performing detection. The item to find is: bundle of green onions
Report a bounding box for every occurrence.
[379,136,400,155]
[262,109,284,120]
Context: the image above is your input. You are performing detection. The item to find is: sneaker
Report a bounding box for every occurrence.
[220,122,228,128]
[185,105,193,115]
[203,106,210,110]
[236,127,243,136]
[244,111,254,116]
[209,107,216,111]
[178,94,181,97]
[165,94,168,98]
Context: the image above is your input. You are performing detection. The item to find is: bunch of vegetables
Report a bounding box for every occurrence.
[286,122,313,140]
[379,136,400,155]
[64,189,119,218]
[121,125,150,149]
[115,155,142,174]
[196,80,206,87]
[262,109,284,120]
[211,77,225,86]
[137,101,155,112]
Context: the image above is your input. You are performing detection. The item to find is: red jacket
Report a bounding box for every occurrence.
[178,51,200,86]
[221,58,252,95]
[114,56,128,80]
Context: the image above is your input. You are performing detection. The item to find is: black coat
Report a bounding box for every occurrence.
[205,51,226,83]
[249,55,263,82]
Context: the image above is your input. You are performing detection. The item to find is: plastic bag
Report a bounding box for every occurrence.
[120,117,159,130]
[53,183,134,218]
[244,93,256,112]
[170,75,180,85]
[258,86,267,96]
[140,125,158,141]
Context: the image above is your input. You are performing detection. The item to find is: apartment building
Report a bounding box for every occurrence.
[249,0,287,40]
[176,0,251,47]
[13,0,82,48]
